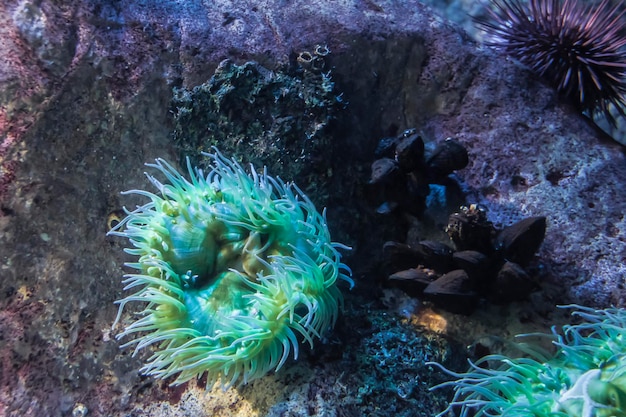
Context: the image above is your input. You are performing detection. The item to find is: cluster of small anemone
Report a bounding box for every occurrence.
[428,305,626,416]
[109,150,352,387]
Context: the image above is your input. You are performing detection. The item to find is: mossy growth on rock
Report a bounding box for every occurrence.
[171,52,344,204]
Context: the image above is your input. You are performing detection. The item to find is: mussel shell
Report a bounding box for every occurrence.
[494,216,546,266]
[452,250,490,280]
[426,138,469,180]
[388,267,438,293]
[488,261,534,303]
[389,268,434,283]
[403,172,430,217]
[423,269,478,314]
[375,136,400,158]
[405,171,430,197]
[424,269,474,294]
[383,241,420,270]
[414,240,455,271]
[395,133,425,171]
[369,158,401,185]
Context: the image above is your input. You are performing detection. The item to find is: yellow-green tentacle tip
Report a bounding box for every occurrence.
[427,305,626,417]
[109,149,353,387]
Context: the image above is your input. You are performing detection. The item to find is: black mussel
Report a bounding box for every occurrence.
[424,269,474,294]
[404,172,430,216]
[494,216,546,266]
[423,269,478,314]
[488,261,535,303]
[389,267,438,292]
[452,250,490,280]
[414,240,455,271]
[446,204,494,254]
[395,133,425,171]
[375,136,400,158]
[369,158,400,185]
[425,138,469,180]
[405,171,430,198]
[383,241,421,270]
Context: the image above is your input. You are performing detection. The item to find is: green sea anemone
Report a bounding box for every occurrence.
[428,305,626,416]
[109,150,353,387]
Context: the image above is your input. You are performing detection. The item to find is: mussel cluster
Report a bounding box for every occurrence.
[385,205,547,314]
[369,129,469,217]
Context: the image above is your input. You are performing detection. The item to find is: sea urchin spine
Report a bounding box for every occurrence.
[109,150,353,387]
[475,0,626,125]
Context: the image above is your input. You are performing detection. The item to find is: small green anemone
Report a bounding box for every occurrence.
[109,150,353,387]
[429,305,626,417]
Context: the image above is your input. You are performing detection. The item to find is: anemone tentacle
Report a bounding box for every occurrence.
[429,305,626,417]
[110,150,352,387]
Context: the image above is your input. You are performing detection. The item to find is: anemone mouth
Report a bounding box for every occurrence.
[109,150,353,386]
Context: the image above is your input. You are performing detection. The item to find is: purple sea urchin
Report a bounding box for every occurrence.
[109,151,353,387]
[475,0,626,125]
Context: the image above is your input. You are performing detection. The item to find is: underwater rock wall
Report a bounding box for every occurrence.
[0,0,624,416]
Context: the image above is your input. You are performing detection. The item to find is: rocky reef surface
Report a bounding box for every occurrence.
[0,0,624,416]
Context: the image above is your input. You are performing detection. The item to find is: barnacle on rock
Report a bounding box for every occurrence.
[109,150,353,387]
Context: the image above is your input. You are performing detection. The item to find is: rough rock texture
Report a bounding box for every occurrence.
[0,0,625,416]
